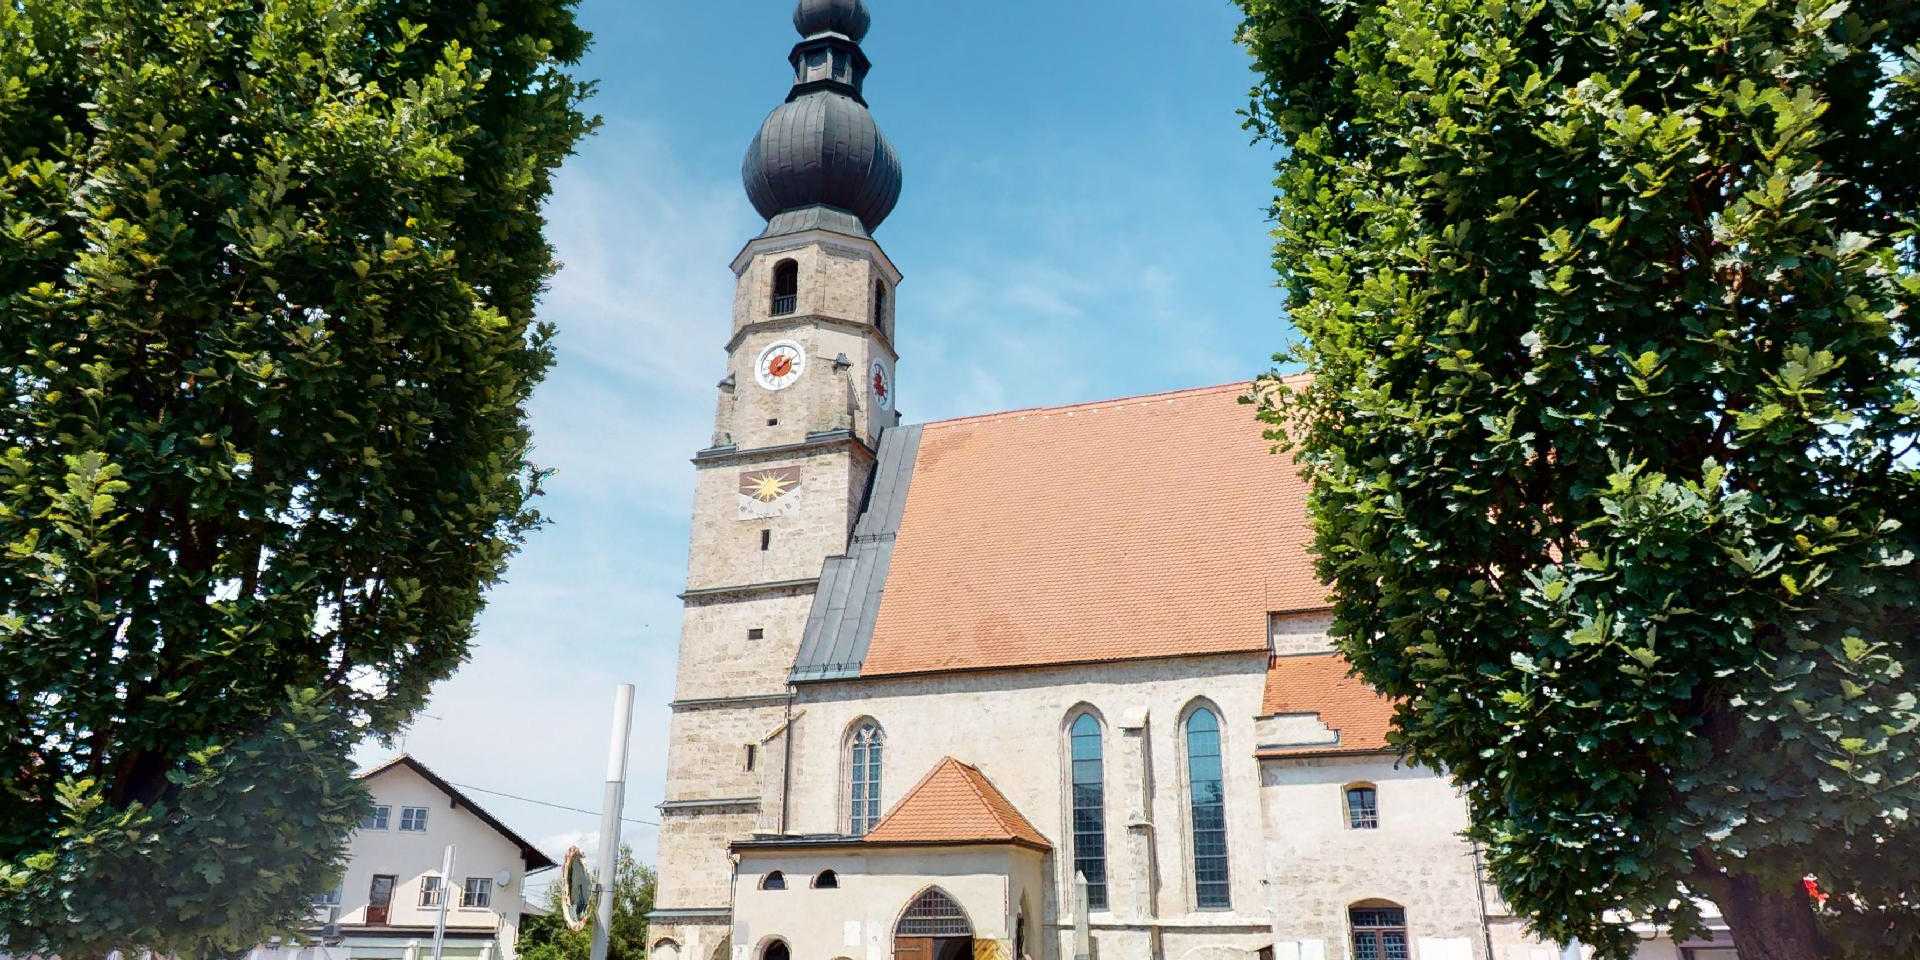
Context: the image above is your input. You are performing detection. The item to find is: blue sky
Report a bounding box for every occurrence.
[356,0,1296,872]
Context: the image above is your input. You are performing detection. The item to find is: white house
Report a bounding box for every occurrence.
[303,755,557,960]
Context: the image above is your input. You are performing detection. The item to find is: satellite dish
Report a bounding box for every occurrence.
[494,869,513,889]
[561,848,595,932]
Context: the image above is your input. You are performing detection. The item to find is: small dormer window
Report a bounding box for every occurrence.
[772,259,799,316]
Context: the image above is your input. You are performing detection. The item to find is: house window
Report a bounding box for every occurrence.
[813,870,839,889]
[312,887,343,907]
[1068,712,1108,910]
[1185,705,1230,909]
[362,805,391,830]
[419,875,444,907]
[771,259,799,316]
[1350,905,1410,960]
[463,878,493,909]
[761,871,786,891]
[748,628,765,641]
[1346,785,1380,829]
[399,806,429,832]
[848,720,884,836]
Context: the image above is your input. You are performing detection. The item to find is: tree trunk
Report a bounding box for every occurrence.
[1712,870,1833,960]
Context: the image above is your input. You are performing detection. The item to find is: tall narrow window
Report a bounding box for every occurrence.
[873,281,888,333]
[1068,713,1108,910]
[1350,905,1409,960]
[1185,706,1230,909]
[848,721,884,836]
[1346,785,1380,829]
[771,259,799,316]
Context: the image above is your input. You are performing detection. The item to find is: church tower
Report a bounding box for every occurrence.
[652,1,901,955]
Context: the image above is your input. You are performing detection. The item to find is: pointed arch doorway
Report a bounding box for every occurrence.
[894,887,973,960]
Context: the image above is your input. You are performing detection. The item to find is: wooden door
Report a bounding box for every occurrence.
[895,937,934,960]
[367,875,397,925]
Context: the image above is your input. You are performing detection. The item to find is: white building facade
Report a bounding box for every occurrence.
[302,756,555,960]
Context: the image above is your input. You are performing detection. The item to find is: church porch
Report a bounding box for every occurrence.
[729,839,1050,960]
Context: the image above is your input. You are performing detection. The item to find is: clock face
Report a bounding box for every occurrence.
[755,341,806,391]
[870,361,892,410]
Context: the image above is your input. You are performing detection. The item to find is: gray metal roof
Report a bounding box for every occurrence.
[742,0,901,232]
[794,0,871,41]
[790,424,921,681]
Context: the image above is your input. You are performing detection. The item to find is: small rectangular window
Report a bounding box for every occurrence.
[748,628,765,640]
[362,805,391,830]
[767,418,779,427]
[745,743,758,772]
[760,529,772,551]
[399,806,429,832]
[1346,786,1380,829]
[462,877,493,909]
[419,876,443,907]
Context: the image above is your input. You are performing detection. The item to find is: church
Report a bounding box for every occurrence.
[648,4,1737,960]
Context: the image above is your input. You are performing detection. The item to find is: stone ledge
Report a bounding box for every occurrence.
[678,577,821,602]
[658,797,761,815]
[691,430,874,467]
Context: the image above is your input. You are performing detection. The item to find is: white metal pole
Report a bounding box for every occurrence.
[589,684,637,960]
[430,844,456,960]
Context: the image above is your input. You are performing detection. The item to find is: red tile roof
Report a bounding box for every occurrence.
[1258,653,1398,758]
[860,382,1322,677]
[862,757,1051,850]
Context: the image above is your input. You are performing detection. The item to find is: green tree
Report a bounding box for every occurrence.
[520,846,657,960]
[0,1,595,956]
[1235,0,1918,956]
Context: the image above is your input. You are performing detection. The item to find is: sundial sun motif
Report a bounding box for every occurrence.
[737,465,804,519]
[746,471,796,503]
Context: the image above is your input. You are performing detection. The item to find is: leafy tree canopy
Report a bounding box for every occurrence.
[520,846,656,960]
[0,1,595,956]
[1235,0,1918,956]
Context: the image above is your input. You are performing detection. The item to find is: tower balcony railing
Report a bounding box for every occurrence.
[772,295,797,316]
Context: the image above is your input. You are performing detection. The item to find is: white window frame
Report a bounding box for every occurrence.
[418,875,444,908]
[399,806,430,832]
[362,805,392,830]
[462,877,493,909]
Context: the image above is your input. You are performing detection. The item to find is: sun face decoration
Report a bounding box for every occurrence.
[738,466,803,518]
[746,471,797,503]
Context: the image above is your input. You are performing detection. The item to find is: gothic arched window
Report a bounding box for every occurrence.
[1184,704,1230,909]
[759,871,786,891]
[813,870,839,889]
[1067,711,1108,910]
[771,259,799,316]
[848,720,884,836]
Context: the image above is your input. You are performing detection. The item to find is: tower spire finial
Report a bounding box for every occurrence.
[741,0,902,235]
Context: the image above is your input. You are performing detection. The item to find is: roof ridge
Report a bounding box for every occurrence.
[920,380,1253,429]
[951,761,1013,839]
[865,756,962,838]
[958,762,1044,841]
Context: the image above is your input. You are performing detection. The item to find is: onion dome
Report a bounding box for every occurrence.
[794,0,871,42]
[742,0,901,235]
